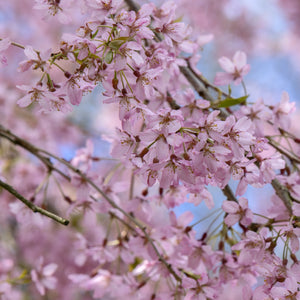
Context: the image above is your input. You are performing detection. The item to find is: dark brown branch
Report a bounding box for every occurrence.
[123,0,140,11]
[222,184,238,202]
[0,179,69,225]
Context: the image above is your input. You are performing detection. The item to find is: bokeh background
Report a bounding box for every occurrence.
[1,0,300,253]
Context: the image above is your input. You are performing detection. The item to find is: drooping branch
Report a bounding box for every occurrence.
[124,0,297,217]
[0,179,69,225]
[0,124,182,283]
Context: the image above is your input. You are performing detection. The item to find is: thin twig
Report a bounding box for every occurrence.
[0,124,181,283]
[267,136,300,164]
[0,179,69,225]
[0,125,70,181]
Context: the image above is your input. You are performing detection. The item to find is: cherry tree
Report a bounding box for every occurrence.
[0,0,299,299]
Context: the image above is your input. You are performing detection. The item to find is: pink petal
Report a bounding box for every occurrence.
[222,201,239,213]
[24,46,38,60]
[290,235,299,252]
[43,263,57,276]
[224,213,240,227]
[17,94,33,107]
[68,86,82,105]
[238,197,248,210]
[234,117,251,132]
[214,72,233,86]
[233,51,247,69]
[218,57,235,73]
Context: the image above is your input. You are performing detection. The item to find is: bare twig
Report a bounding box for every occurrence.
[0,124,181,283]
[0,179,69,225]
[267,136,300,164]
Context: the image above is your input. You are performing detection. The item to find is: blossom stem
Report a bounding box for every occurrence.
[190,208,222,228]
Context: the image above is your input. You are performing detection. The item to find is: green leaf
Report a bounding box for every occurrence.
[104,50,114,64]
[109,37,131,50]
[217,95,249,108]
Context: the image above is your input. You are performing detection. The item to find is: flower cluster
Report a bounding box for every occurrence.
[0,0,299,299]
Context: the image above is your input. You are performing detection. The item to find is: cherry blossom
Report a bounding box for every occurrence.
[0,0,300,299]
[30,257,58,296]
[222,197,253,227]
[214,51,250,85]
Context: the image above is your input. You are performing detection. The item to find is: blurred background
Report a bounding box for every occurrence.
[1,0,299,248]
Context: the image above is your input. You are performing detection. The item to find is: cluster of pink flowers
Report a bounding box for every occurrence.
[0,0,299,299]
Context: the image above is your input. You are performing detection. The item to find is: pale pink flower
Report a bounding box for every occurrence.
[273,91,296,130]
[71,139,94,172]
[222,197,253,227]
[259,152,285,183]
[16,85,48,107]
[18,46,49,73]
[30,257,57,296]
[222,115,255,160]
[34,0,73,24]
[69,270,119,298]
[214,51,250,85]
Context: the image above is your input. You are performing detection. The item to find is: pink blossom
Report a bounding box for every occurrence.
[222,197,253,227]
[273,91,296,130]
[30,257,57,296]
[214,51,250,85]
[16,85,48,107]
[18,46,49,73]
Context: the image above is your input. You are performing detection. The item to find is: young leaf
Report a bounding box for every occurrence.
[109,37,131,50]
[104,50,114,64]
[217,95,249,108]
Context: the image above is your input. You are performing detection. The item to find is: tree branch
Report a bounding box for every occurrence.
[271,178,293,215]
[267,136,300,164]
[0,179,69,225]
[124,0,295,217]
[0,125,70,181]
[222,184,238,202]
[0,124,181,283]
